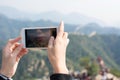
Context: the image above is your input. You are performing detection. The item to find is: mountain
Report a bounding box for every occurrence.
[1,34,120,80]
[0,14,120,68]
[0,6,105,25]
[0,6,32,20]
[0,14,120,80]
[0,13,77,42]
[67,34,120,71]
[77,23,120,35]
[1,13,120,42]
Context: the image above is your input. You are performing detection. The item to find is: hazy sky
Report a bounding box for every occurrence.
[0,0,120,26]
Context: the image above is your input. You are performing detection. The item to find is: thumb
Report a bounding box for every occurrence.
[13,44,23,56]
[48,36,54,49]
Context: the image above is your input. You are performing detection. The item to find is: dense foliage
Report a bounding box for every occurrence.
[0,14,120,79]
[1,34,120,79]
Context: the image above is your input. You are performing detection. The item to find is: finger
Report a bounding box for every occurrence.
[10,43,20,52]
[48,36,54,49]
[7,37,21,48]
[16,49,28,62]
[17,48,28,58]
[12,44,23,56]
[63,32,68,39]
[57,21,64,37]
[9,36,21,44]
[63,32,69,46]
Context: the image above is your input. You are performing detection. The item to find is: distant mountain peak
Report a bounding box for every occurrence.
[0,6,105,26]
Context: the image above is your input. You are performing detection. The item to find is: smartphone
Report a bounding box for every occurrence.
[21,27,57,49]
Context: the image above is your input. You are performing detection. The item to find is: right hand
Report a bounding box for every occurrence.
[47,21,69,74]
[0,37,28,78]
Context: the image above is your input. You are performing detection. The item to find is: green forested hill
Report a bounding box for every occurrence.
[0,14,120,79]
[67,34,120,69]
[0,14,77,42]
[0,34,120,79]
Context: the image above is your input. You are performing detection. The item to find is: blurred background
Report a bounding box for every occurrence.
[0,0,120,80]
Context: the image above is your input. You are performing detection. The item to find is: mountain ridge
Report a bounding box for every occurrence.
[0,6,105,26]
[0,13,120,80]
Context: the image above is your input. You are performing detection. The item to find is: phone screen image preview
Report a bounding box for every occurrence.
[25,28,57,48]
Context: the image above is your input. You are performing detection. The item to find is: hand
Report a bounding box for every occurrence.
[0,37,28,78]
[48,21,69,74]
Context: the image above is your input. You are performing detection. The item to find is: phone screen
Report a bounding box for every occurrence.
[25,28,57,48]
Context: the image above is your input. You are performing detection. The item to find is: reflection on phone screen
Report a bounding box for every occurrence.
[25,28,56,48]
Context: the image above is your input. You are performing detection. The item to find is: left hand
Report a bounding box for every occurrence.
[47,21,69,74]
[0,37,28,78]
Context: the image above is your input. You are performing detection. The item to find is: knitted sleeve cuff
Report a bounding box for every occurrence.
[50,73,72,80]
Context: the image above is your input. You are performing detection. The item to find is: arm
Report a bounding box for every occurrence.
[0,37,28,79]
[48,21,72,80]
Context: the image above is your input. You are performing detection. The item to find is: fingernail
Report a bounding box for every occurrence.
[61,21,64,25]
[50,36,54,39]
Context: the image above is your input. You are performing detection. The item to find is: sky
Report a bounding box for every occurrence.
[0,0,120,26]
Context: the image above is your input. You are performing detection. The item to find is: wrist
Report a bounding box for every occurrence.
[0,69,12,78]
[0,74,13,80]
[53,64,69,74]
